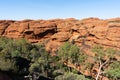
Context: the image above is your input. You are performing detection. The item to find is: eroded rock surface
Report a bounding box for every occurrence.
[1,18,120,53]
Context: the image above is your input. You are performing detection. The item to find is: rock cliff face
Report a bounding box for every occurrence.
[1,18,120,53]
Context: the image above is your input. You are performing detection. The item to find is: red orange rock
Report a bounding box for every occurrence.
[0,17,120,51]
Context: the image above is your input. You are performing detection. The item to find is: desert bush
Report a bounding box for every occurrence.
[0,37,39,79]
[58,42,86,64]
[92,45,118,80]
[55,72,91,80]
[105,61,120,80]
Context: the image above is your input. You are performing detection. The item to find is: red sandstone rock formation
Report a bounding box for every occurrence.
[1,18,120,53]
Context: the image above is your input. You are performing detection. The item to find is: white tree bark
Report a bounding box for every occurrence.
[96,59,109,80]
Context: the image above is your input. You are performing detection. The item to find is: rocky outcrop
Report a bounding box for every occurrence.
[1,18,120,53]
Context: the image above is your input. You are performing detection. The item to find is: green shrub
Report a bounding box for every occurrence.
[92,45,105,59]
[0,58,18,72]
[105,61,120,80]
[55,72,91,80]
[58,42,86,64]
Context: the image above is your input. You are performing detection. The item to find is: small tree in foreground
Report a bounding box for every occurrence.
[58,42,86,65]
[92,45,116,80]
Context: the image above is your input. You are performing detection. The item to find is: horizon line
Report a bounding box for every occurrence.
[1,17,120,21]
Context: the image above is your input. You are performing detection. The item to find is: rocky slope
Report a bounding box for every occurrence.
[0,18,120,54]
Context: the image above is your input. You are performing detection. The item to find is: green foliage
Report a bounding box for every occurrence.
[83,62,93,71]
[29,50,57,78]
[55,72,91,80]
[0,37,119,80]
[29,42,88,79]
[92,45,105,59]
[58,42,86,64]
[105,61,120,80]
[0,38,31,58]
[58,42,79,60]
[92,45,120,80]
[0,37,41,78]
[92,45,116,61]
[105,48,116,59]
[11,50,21,57]
[29,62,40,73]
[78,53,87,64]
[0,58,18,72]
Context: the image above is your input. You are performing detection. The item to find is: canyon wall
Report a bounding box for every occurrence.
[1,18,120,54]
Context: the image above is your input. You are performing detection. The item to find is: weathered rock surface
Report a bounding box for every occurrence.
[1,18,120,53]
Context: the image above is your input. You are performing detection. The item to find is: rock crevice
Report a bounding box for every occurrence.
[1,18,120,52]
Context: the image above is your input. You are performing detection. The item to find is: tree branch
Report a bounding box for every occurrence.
[95,59,109,80]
